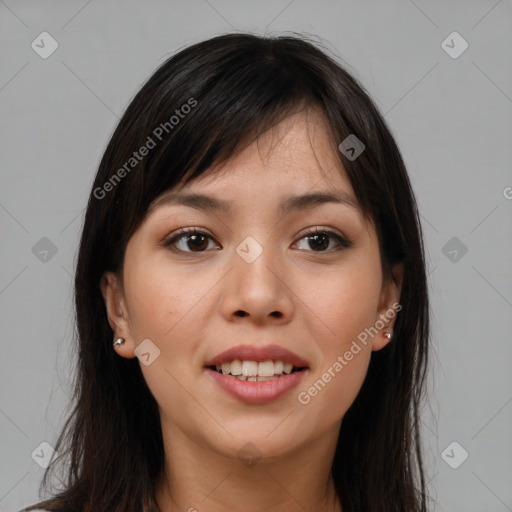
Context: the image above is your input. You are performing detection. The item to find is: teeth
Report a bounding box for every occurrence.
[230,360,242,375]
[242,360,258,377]
[258,360,274,376]
[213,359,301,377]
[236,375,276,382]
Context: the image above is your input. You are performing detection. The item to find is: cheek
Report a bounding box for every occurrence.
[293,248,381,421]
[297,249,382,348]
[123,254,208,342]
[122,257,210,421]
[299,351,371,432]
[296,303,374,429]
[125,274,173,339]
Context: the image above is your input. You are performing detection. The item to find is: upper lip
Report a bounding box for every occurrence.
[204,344,310,368]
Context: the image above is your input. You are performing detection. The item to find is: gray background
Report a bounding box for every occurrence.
[1,1,511,511]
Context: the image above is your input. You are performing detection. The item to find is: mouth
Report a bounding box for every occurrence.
[206,360,307,382]
[203,344,310,404]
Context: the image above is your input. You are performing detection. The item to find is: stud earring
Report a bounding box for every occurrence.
[383,332,392,340]
[113,337,125,348]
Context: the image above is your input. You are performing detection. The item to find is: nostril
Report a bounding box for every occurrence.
[235,311,247,317]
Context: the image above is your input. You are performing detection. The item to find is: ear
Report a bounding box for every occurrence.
[371,262,404,351]
[100,271,136,358]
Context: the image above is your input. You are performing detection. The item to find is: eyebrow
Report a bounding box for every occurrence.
[148,190,360,217]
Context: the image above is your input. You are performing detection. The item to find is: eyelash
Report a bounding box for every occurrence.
[162,226,352,255]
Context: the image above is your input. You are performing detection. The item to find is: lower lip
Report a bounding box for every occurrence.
[205,368,308,404]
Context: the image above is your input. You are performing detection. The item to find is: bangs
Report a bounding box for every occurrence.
[97,34,399,273]
[137,40,332,213]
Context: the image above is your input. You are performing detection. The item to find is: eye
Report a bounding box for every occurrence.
[294,227,352,253]
[163,226,352,255]
[163,227,220,253]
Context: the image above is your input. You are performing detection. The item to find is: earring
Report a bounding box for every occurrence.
[383,332,392,340]
[113,337,125,348]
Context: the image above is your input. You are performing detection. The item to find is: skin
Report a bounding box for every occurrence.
[101,108,403,512]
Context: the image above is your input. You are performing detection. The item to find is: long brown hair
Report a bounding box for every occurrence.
[27,33,430,512]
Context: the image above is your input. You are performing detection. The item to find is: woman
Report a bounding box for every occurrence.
[24,32,430,512]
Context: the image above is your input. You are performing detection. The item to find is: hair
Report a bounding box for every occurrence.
[27,32,430,512]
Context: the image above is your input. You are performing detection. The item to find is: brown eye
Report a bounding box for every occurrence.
[183,233,209,251]
[164,228,220,253]
[306,233,329,251]
[295,229,352,253]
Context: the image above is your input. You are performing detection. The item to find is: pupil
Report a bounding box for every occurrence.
[309,234,328,251]
[188,234,207,251]
[185,233,330,252]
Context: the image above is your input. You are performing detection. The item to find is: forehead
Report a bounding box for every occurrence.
[151,109,358,212]
[219,108,345,182]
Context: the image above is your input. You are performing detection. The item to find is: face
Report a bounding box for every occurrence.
[101,108,403,462]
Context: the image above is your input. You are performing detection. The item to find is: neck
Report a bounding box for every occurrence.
[155,418,343,512]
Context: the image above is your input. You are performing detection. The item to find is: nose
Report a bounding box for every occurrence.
[219,240,295,326]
